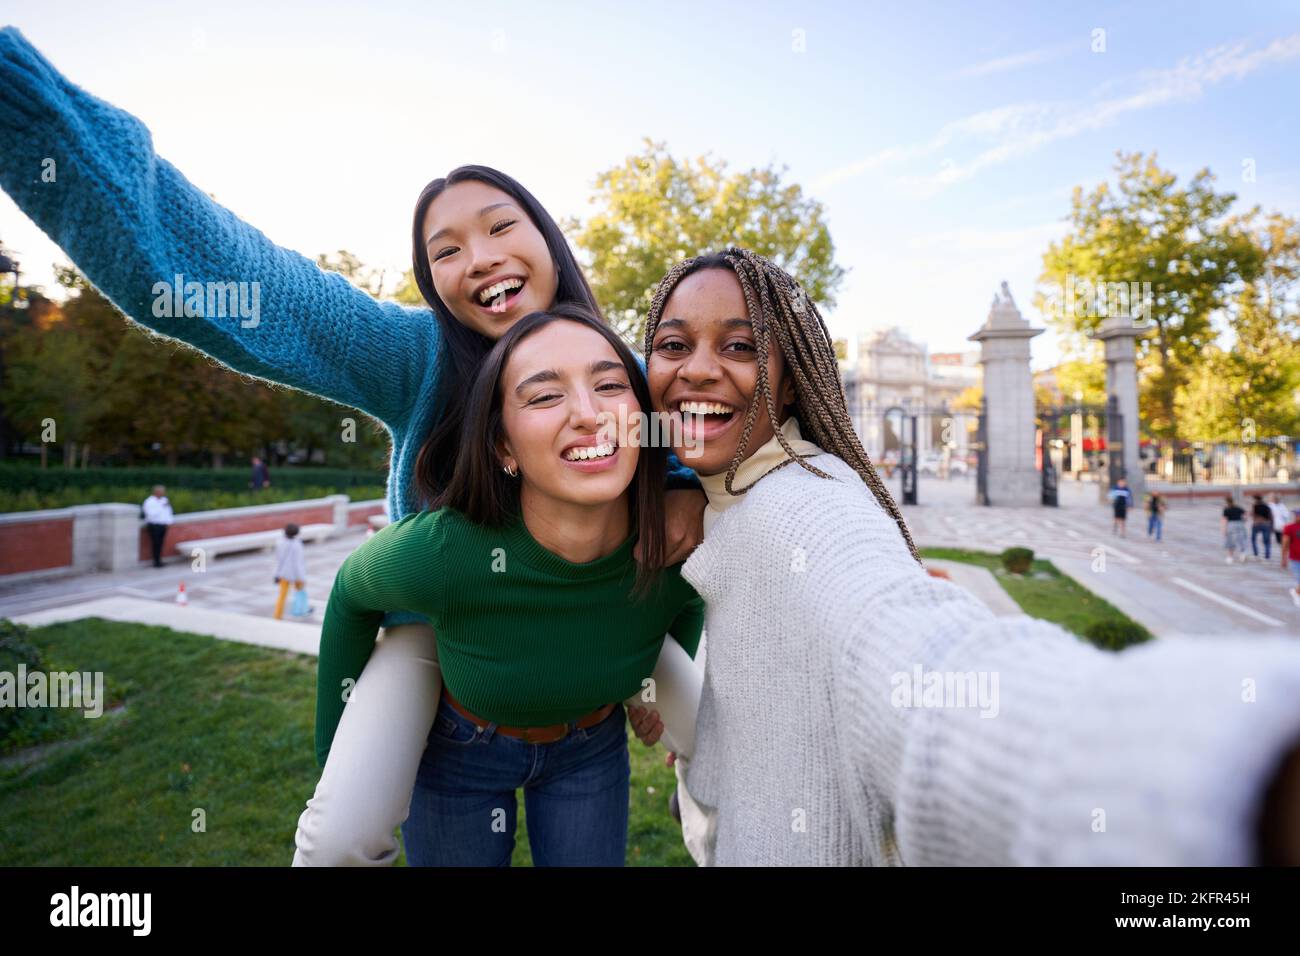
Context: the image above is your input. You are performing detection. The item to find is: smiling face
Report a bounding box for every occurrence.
[422,179,560,338]
[647,268,796,477]
[497,320,641,509]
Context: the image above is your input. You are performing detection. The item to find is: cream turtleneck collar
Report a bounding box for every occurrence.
[697,416,825,534]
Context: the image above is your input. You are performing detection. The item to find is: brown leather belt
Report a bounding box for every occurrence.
[443,683,616,744]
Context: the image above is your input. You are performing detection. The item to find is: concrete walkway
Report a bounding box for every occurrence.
[923,559,1024,617]
[0,526,362,651]
[0,527,365,621]
[13,597,321,656]
[902,475,1300,639]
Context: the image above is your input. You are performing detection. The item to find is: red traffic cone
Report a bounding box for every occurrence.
[176,582,188,606]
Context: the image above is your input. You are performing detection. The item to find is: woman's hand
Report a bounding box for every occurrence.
[636,488,707,566]
[627,705,665,747]
[1257,740,1300,865]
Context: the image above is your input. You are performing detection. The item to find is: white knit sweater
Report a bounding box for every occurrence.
[679,451,1300,865]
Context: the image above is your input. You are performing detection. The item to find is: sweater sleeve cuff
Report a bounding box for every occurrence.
[380,610,432,630]
[895,626,1300,865]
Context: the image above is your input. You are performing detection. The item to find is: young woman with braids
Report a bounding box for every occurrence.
[0,29,707,865]
[630,248,1300,866]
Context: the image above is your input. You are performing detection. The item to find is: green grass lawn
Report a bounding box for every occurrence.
[0,618,690,867]
[920,547,1152,645]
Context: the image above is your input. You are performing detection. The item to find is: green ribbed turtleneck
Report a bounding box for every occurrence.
[315,507,703,766]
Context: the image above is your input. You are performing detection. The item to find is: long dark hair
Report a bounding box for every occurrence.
[430,304,666,595]
[411,165,603,501]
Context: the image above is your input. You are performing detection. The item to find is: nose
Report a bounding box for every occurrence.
[567,386,601,431]
[678,344,721,385]
[466,238,505,279]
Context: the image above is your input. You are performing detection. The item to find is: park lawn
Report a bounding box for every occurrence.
[0,618,691,867]
[919,547,1152,643]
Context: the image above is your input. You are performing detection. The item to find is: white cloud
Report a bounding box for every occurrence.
[950,42,1077,79]
[821,33,1300,198]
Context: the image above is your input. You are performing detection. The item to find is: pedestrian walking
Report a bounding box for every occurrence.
[250,455,271,491]
[140,484,174,568]
[1270,493,1293,548]
[273,523,308,620]
[1108,478,1133,537]
[1282,515,1300,608]
[1251,494,1275,561]
[1146,492,1165,542]
[1223,496,1248,564]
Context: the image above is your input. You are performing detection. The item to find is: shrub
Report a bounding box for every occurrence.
[0,619,68,753]
[1083,619,1151,651]
[1000,547,1034,575]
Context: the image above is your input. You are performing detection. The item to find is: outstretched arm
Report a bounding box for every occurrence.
[0,26,437,428]
[780,487,1300,865]
[315,513,447,765]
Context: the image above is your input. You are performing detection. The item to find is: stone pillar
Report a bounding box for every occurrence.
[968,282,1043,507]
[1094,314,1146,505]
[328,494,351,535]
[71,503,143,572]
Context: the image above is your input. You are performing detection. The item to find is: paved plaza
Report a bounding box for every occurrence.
[902,475,1300,638]
[0,527,364,648]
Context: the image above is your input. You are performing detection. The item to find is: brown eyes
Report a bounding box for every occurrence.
[526,381,629,406]
[654,340,755,353]
[431,220,517,261]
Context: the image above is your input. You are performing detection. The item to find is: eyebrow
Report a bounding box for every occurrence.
[656,317,752,332]
[513,359,627,395]
[426,202,517,248]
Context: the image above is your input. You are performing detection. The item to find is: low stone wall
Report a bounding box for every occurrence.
[0,494,383,583]
[0,509,75,576]
[1147,482,1300,504]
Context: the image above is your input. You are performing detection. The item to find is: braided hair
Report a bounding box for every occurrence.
[643,247,920,564]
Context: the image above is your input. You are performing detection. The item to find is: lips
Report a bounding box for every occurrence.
[473,275,527,314]
[561,441,618,462]
[559,441,622,473]
[671,396,741,443]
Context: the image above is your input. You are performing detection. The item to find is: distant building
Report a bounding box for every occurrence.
[838,327,979,462]
[1033,366,1064,406]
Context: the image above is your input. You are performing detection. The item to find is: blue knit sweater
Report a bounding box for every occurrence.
[0,26,697,627]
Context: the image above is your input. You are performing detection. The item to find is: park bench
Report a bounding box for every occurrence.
[180,523,336,560]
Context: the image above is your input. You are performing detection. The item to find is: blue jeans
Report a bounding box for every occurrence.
[401,696,630,866]
[1147,514,1162,541]
[1251,524,1272,559]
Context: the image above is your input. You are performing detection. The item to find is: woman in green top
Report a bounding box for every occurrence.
[312,304,703,866]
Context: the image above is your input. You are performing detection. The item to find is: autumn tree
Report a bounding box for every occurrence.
[1038,151,1264,439]
[1174,214,1300,441]
[568,139,845,341]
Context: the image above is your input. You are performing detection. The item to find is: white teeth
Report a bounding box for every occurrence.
[564,442,616,462]
[478,277,524,304]
[679,400,735,416]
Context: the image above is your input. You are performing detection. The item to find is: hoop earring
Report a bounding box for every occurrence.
[503,463,518,478]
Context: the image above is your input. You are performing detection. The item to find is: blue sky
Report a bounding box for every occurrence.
[1,0,1298,369]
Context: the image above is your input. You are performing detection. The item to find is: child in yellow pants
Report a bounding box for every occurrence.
[273,523,307,620]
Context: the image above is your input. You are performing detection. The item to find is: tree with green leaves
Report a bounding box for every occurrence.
[2,254,392,470]
[1174,215,1300,442]
[1038,151,1264,439]
[1174,313,1300,442]
[315,250,391,299]
[1,309,109,466]
[568,139,845,341]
